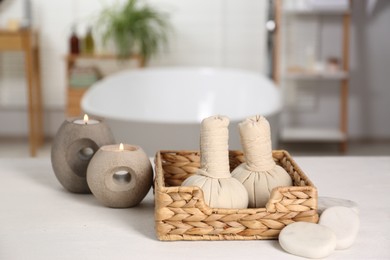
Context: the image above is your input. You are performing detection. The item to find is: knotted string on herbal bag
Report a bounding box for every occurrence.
[239,115,276,172]
[198,115,231,179]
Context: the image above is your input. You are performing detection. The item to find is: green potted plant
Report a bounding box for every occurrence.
[96,0,171,64]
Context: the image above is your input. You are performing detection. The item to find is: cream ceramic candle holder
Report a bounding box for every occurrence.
[51,116,115,193]
[86,144,153,208]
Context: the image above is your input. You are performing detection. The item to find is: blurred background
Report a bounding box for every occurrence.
[0,0,389,157]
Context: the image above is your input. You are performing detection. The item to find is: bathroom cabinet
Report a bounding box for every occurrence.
[65,54,144,117]
[273,0,350,152]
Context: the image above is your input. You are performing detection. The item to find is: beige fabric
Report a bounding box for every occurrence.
[232,115,292,208]
[199,115,230,178]
[239,115,275,172]
[182,115,248,209]
[182,174,249,209]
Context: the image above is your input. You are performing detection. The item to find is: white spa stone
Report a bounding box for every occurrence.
[318,196,359,215]
[319,206,360,250]
[279,222,336,259]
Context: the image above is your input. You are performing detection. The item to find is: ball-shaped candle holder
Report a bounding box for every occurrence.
[51,115,115,193]
[86,144,153,208]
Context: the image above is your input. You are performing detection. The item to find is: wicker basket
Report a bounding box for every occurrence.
[154,150,318,241]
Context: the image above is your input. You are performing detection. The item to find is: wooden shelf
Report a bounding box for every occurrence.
[66,88,88,117]
[274,0,351,152]
[283,9,350,15]
[66,53,144,63]
[283,4,350,15]
[281,127,346,142]
[284,70,348,80]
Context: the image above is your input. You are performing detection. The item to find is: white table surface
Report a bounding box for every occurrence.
[0,157,389,259]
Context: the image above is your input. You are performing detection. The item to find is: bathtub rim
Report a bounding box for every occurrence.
[81,66,282,124]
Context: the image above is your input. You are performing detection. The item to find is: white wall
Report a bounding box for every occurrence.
[349,1,390,139]
[0,0,267,136]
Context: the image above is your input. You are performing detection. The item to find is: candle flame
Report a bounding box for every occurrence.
[119,143,124,151]
[83,114,89,124]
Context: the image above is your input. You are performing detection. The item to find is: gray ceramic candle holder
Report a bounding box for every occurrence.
[86,144,153,208]
[51,116,115,193]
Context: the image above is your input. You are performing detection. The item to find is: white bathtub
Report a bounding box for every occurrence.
[82,67,281,156]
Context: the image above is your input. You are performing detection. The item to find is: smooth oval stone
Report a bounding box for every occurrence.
[279,222,336,259]
[318,196,359,215]
[319,206,360,250]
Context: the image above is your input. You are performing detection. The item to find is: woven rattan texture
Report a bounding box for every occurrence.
[154,150,318,241]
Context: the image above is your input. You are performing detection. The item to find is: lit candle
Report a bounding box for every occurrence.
[86,143,153,208]
[51,115,115,193]
[73,114,100,125]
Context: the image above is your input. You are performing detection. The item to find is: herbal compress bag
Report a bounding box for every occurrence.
[181,115,248,209]
[232,115,292,208]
